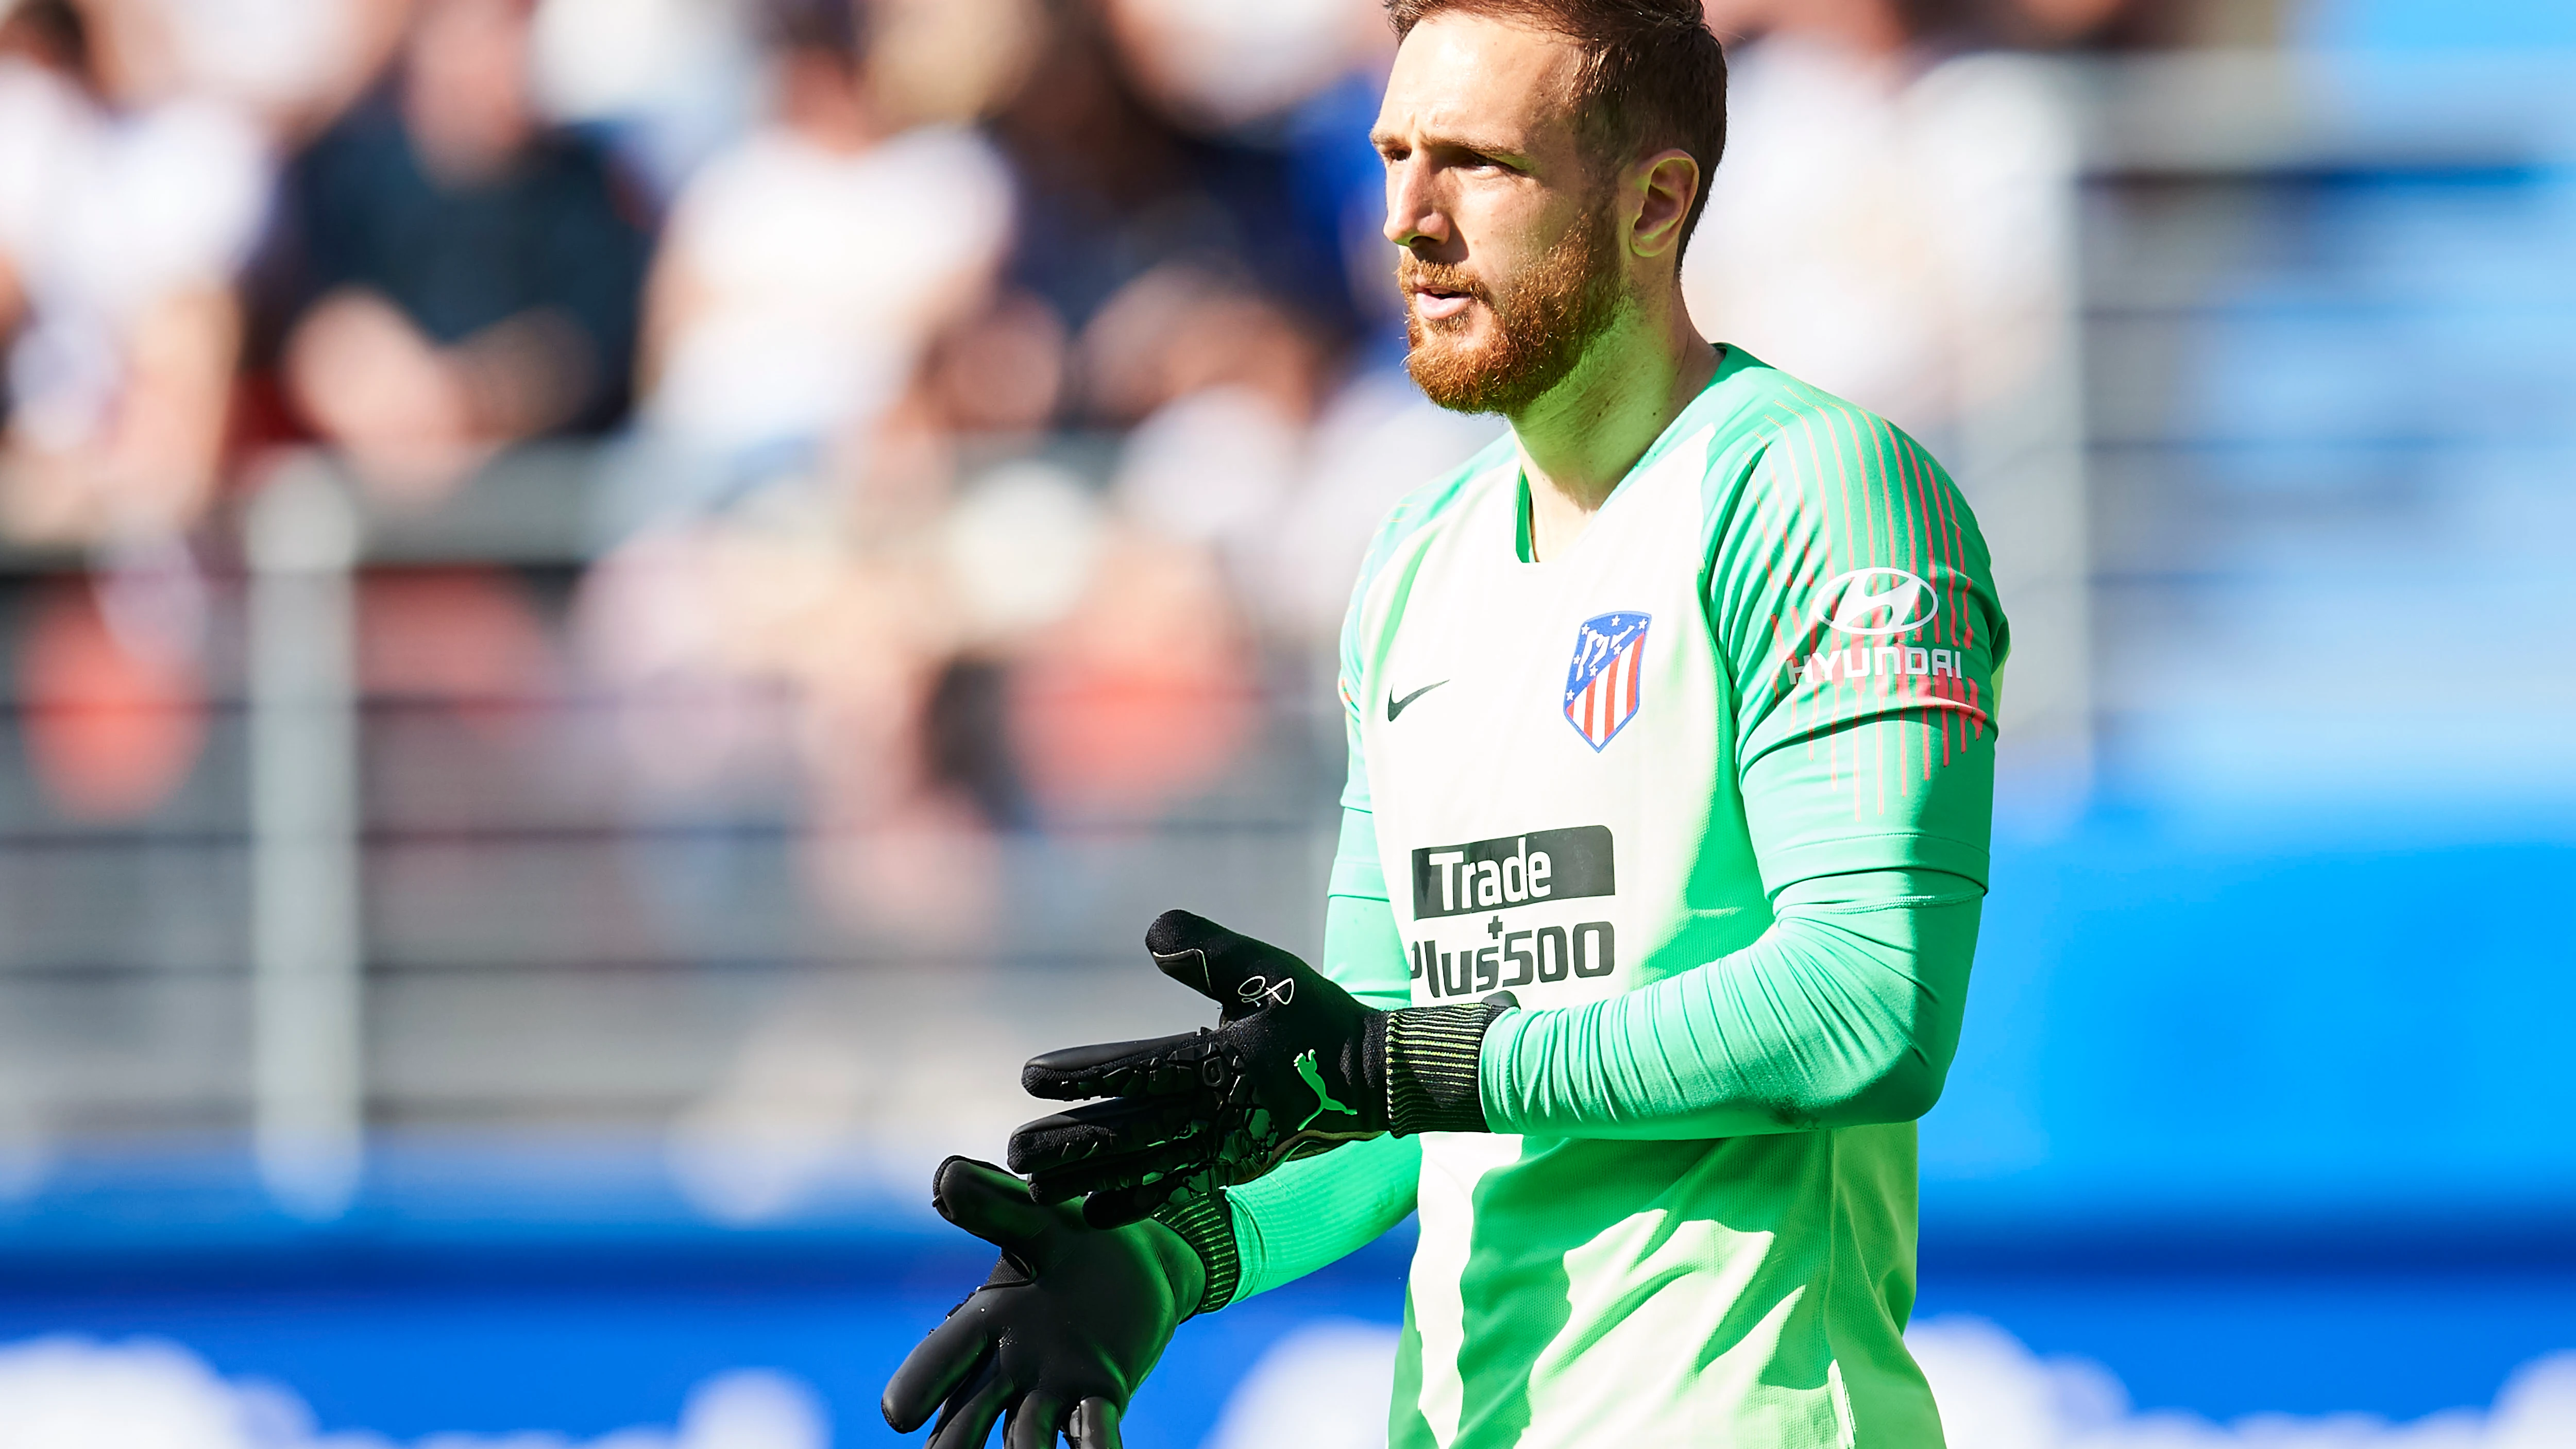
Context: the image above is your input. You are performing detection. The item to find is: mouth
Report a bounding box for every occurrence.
[1409,284,1475,323]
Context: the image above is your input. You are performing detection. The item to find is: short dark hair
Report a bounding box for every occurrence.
[1386,0,1729,257]
[0,0,92,80]
[762,0,866,66]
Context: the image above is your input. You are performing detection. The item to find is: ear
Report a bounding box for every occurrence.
[1627,147,1700,262]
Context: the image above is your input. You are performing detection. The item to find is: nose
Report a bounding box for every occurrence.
[1383,153,1451,253]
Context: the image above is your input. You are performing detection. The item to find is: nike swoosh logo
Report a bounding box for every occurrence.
[1386,681,1448,722]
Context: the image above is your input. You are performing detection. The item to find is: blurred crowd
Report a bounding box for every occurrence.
[0,0,2249,935]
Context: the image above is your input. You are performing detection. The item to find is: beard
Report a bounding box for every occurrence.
[1401,200,1627,416]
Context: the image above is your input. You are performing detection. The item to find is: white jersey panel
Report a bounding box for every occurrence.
[1350,424,1777,1446]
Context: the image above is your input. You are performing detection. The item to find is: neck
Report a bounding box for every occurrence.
[1510,286,1718,561]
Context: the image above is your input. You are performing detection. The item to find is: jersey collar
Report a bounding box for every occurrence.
[1512,344,1762,564]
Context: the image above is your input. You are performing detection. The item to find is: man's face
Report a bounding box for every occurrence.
[1373,12,1628,415]
[406,0,538,179]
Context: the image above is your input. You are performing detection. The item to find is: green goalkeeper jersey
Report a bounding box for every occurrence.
[1198,348,2006,1448]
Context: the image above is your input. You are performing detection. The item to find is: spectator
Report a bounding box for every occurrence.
[1091,262,1321,584]
[1688,0,2082,441]
[578,0,1029,943]
[79,0,408,141]
[1701,0,2160,54]
[270,0,650,504]
[16,577,206,822]
[623,0,1014,523]
[0,0,268,544]
[987,0,1359,362]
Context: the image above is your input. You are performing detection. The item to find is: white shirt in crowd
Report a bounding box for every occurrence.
[642,123,1014,455]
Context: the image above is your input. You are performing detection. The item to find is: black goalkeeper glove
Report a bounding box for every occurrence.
[881,1156,1203,1449]
[1007,909,1513,1228]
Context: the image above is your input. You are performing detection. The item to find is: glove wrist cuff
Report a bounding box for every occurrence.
[1385,998,1510,1135]
[1151,1190,1240,1318]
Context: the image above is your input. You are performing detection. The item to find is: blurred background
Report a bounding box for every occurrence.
[0,0,2569,1443]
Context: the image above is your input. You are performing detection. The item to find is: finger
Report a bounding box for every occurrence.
[929,1361,1012,1449]
[932,1156,1058,1253]
[1079,1178,1184,1230]
[1008,1097,1201,1179]
[1028,1135,1207,1205]
[1144,910,1322,1019]
[1022,1032,1215,1100]
[1144,909,1259,1001]
[1067,1397,1123,1449]
[882,1304,994,1433]
[1006,1391,1067,1449]
[1009,1098,1184,1174]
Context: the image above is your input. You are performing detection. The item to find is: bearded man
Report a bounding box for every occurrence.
[883,2,2007,1445]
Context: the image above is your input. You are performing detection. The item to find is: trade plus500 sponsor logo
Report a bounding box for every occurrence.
[1408,827,1619,997]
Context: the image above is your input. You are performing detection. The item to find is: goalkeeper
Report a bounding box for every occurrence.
[885,0,2006,1445]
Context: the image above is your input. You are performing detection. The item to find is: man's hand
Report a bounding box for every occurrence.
[882,1156,1201,1449]
[1008,910,1391,1228]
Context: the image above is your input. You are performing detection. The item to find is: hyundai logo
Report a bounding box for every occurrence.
[1814,568,1936,638]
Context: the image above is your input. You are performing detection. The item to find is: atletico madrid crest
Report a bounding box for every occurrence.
[1563,611,1650,751]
